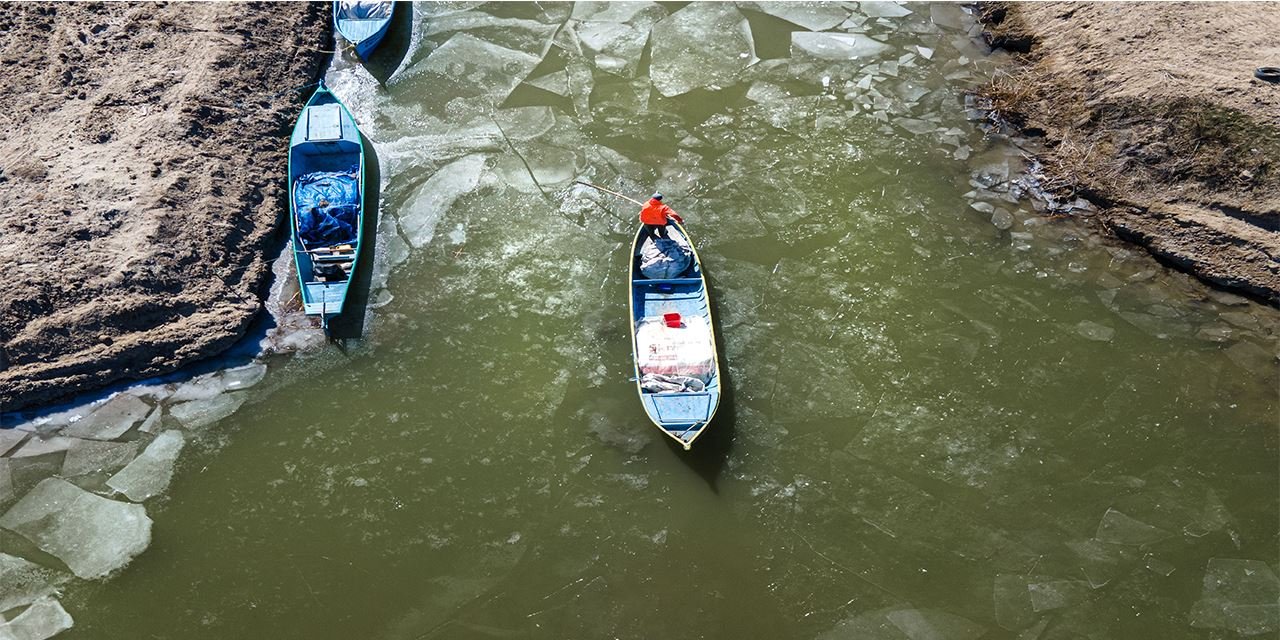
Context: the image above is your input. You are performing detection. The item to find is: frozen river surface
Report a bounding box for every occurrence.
[2,2,1276,639]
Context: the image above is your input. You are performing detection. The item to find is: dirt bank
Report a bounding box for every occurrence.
[977,2,1280,305]
[0,3,331,412]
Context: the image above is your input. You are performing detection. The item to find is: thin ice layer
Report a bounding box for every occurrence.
[418,34,541,107]
[0,478,151,580]
[650,3,754,97]
[399,155,489,248]
[106,430,186,502]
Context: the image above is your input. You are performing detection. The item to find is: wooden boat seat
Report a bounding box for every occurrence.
[312,244,357,262]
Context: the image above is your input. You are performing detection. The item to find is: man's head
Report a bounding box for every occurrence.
[651,193,663,201]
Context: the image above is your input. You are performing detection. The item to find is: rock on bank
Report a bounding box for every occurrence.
[978,2,1280,305]
[0,3,331,411]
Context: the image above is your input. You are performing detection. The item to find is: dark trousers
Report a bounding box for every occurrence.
[640,223,669,243]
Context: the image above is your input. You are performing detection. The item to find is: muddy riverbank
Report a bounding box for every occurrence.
[977,2,1280,305]
[0,2,331,412]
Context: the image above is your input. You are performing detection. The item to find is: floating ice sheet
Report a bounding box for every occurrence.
[399,154,489,248]
[993,574,1037,631]
[1027,580,1089,612]
[742,2,850,31]
[886,609,986,640]
[0,596,74,640]
[1190,559,1280,636]
[858,2,913,19]
[61,440,139,478]
[60,393,149,440]
[0,478,151,579]
[791,32,890,61]
[222,363,267,391]
[168,392,247,430]
[1075,320,1114,342]
[650,3,754,97]
[9,437,73,459]
[0,431,28,457]
[573,4,665,77]
[107,431,186,503]
[0,554,60,613]
[418,34,542,107]
[0,460,12,504]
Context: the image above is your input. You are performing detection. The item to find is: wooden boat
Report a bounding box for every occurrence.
[628,221,722,449]
[288,82,366,330]
[334,1,394,61]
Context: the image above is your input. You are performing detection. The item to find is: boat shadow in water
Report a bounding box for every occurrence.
[326,136,381,340]
[665,271,736,493]
[361,2,413,86]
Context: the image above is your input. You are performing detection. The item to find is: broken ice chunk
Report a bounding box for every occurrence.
[930,3,970,30]
[399,154,488,248]
[60,393,150,440]
[0,478,151,579]
[858,2,913,18]
[650,3,754,97]
[1075,320,1115,342]
[61,440,140,478]
[419,34,542,107]
[1027,580,1089,612]
[1190,559,1280,636]
[9,437,74,459]
[916,45,934,59]
[106,431,186,503]
[168,392,247,430]
[743,2,850,31]
[791,32,890,61]
[222,362,267,390]
[0,459,12,504]
[0,596,74,640]
[993,574,1037,631]
[0,553,61,613]
[525,69,571,96]
[885,609,986,640]
[0,430,28,457]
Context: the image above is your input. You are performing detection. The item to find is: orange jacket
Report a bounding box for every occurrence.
[639,199,682,226]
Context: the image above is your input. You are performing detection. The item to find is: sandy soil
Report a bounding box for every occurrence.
[978,2,1280,305]
[0,2,330,411]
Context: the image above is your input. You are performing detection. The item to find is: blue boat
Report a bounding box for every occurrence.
[288,82,366,330]
[628,221,722,449]
[334,1,394,61]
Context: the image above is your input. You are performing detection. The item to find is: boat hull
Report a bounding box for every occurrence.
[287,83,367,329]
[334,1,394,61]
[628,221,722,449]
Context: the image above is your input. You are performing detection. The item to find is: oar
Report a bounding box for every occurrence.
[574,180,644,207]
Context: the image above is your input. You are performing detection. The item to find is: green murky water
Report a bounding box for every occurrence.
[57,3,1277,638]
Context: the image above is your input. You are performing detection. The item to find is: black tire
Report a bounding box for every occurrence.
[1256,67,1280,83]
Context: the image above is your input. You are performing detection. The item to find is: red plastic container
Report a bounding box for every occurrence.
[663,312,682,328]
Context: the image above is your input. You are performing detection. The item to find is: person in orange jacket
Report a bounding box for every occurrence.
[638,193,683,242]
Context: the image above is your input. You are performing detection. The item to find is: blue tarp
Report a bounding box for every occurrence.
[295,169,359,247]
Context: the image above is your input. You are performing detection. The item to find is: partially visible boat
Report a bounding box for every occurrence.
[288,82,366,331]
[334,1,394,61]
[628,221,722,449]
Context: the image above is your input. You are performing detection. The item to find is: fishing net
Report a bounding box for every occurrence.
[295,169,359,248]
